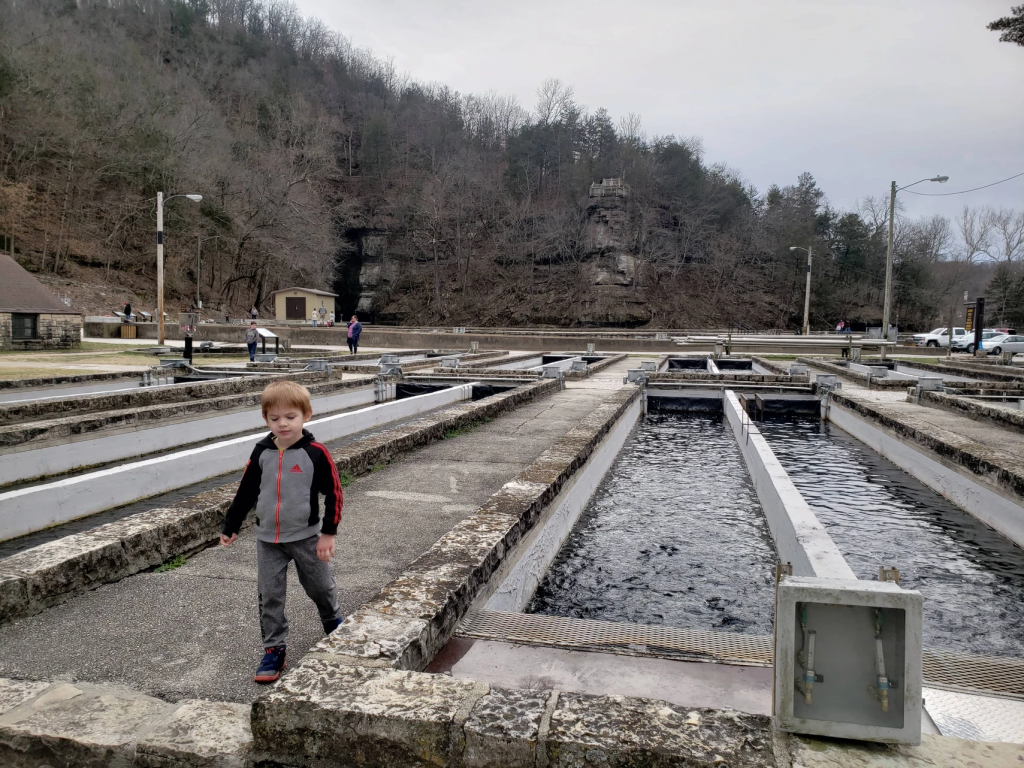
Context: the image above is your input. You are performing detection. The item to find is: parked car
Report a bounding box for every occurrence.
[951,329,1003,354]
[910,327,967,348]
[987,334,1024,356]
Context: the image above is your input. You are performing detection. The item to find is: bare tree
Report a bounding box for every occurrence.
[987,208,1024,263]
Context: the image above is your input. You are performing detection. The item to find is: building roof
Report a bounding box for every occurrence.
[0,254,80,315]
[269,286,338,297]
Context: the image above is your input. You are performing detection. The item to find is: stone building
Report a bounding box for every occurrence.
[0,254,82,350]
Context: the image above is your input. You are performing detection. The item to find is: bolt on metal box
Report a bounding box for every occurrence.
[774,576,923,745]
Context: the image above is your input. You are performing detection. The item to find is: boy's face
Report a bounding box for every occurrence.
[265,403,311,444]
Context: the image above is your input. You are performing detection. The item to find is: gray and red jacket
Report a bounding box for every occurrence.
[223,430,343,543]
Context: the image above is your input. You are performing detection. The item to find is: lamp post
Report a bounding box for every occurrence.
[156,192,202,345]
[196,234,223,310]
[790,246,812,336]
[881,176,948,356]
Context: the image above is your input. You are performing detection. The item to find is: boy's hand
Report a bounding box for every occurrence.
[220,533,238,547]
[317,534,336,562]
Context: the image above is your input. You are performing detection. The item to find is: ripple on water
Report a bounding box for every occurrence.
[760,419,1024,659]
[527,412,777,634]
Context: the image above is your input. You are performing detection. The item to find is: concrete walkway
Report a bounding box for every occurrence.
[835,380,1024,472]
[0,360,631,703]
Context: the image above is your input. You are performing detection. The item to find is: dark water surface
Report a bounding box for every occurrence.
[760,419,1024,658]
[527,412,778,634]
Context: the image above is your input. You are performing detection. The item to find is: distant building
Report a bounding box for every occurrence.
[0,254,82,350]
[589,178,629,199]
[270,287,338,324]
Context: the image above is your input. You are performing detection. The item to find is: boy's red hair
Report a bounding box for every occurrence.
[261,380,312,419]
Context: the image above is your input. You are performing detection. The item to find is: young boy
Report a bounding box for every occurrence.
[220,380,344,683]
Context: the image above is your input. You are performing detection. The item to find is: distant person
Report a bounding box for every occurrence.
[123,301,132,323]
[250,306,258,321]
[225,312,230,324]
[311,308,318,327]
[219,381,344,683]
[245,321,259,362]
[836,321,844,334]
[327,311,334,327]
[347,314,362,354]
[844,322,853,335]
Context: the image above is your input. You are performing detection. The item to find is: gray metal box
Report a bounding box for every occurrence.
[774,577,923,745]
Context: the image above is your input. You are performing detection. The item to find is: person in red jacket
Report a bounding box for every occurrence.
[220,380,344,683]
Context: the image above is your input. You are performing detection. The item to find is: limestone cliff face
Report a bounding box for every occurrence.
[586,198,637,288]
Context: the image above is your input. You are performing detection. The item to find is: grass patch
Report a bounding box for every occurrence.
[339,472,354,488]
[154,554,188,573]
[370,463,386,473]
[443,417,492,440]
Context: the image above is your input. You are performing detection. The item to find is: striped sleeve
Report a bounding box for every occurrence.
[310,442,343,535]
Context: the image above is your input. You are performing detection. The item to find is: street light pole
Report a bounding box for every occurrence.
[155,192,203,345]
[790,246,812,336]
[879,175,948,359]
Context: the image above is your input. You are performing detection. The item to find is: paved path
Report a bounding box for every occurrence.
[0,360,632,702]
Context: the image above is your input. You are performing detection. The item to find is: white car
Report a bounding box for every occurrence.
[951,330,1002,354]
[987,334,1024,356]
[911,327,967,348]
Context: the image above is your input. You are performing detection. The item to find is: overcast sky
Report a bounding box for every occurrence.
[295,0,1023,220]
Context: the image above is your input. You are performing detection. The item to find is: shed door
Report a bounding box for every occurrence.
[285,297,306,320]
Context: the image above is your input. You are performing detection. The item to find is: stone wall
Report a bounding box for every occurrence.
[0,312,81,351]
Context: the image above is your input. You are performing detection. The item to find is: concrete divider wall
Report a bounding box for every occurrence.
[827,400,1024,548]
[0,368,336,425]
[722,391,855,579]
[917,389,1024,434]
[482,396,642,612]
[0,386,379,487]
[0,385,474,542]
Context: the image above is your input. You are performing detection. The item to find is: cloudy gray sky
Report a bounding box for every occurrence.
[296,0,1023,219]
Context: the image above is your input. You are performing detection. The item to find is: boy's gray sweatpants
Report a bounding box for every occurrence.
[257,536,340,648]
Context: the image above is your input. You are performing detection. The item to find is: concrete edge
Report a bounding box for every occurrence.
[723,390,856,580]
[0,677,253,767]
[917,389,1024,435]
[829,390,1024,504]
[0,379,560,626]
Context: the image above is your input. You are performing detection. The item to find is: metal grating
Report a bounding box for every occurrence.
[457,610,1024,701]
[457,610,774,667]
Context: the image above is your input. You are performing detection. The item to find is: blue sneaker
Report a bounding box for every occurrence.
[254,646,286,683]
[323,616,343,635]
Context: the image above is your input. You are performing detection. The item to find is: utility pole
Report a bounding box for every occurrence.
[880,175,948,359]
[790,245,813,336]
[802,246,812,336]
[881,181,896,346]
[157,191,164,346]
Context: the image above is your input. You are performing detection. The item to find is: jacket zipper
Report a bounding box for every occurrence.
[274,450,283,543]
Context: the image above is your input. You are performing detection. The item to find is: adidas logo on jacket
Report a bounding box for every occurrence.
[222,429,343,543]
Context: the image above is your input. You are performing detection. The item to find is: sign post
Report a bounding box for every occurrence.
[963,297,986,354]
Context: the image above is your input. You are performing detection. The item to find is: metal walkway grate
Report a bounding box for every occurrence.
[457,610,1024,701]
[457,610,774,667]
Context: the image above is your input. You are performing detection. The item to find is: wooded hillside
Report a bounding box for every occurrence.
[1,0,1021,329]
